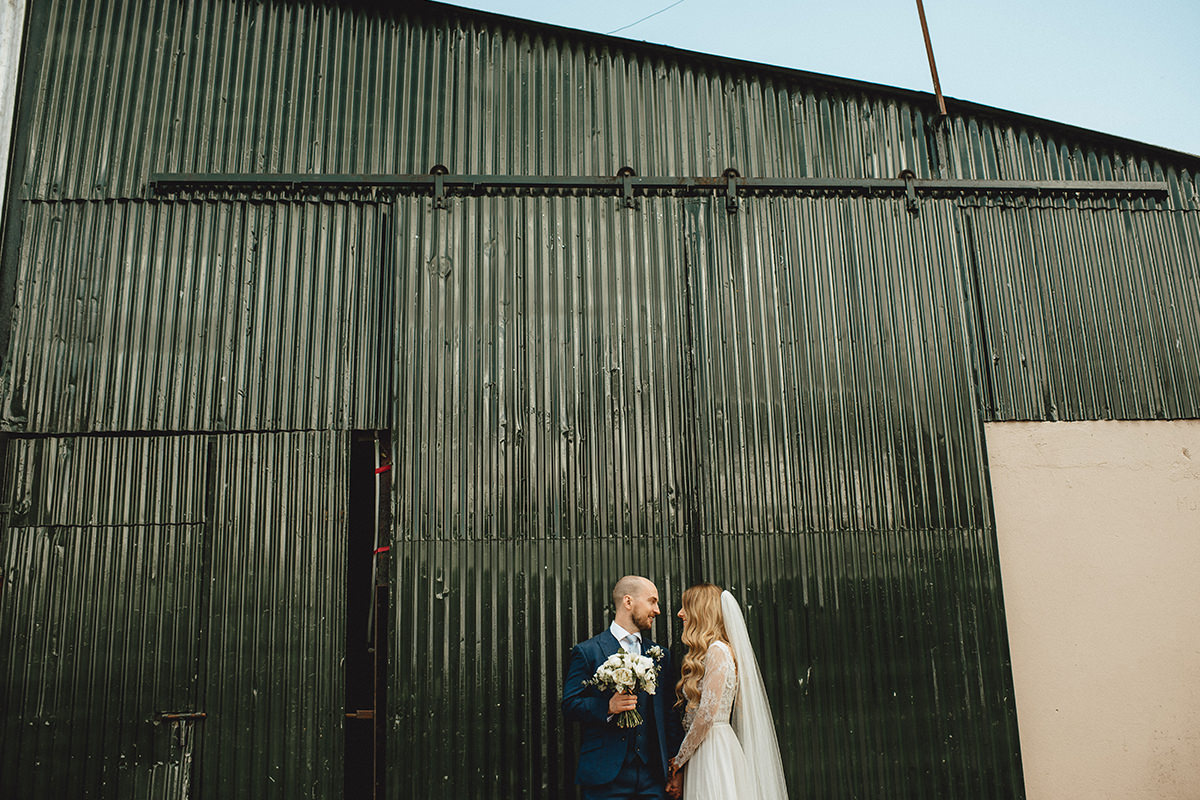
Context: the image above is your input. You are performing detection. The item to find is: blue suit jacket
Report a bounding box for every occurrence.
[562,630,683,786]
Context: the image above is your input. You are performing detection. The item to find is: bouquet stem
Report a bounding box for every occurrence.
[615,708,643,728]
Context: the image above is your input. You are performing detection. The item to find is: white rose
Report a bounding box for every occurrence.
[612,667,634,688]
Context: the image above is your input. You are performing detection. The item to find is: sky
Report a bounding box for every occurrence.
[446,0,1200,157]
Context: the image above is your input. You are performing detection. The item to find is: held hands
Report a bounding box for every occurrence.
[666,758,683,799]
[608,691,638,716]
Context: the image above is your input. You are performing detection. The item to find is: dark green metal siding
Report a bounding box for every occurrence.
[684,197,1019,793]
[1,436,207,799]
[700,528,1019,797]
[388,195,1022,797]
[0,431,348,799]
[390,536,691,796]
[2,1,1199,798]
[684,197,987,532]
[392,196,692,543]
[389,194,694,793]
[967,206,1200,420]
[15,0,1198,204]
[199,431,348,799]
[4,200,386,433]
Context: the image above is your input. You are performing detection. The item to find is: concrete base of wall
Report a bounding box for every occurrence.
[986,421,1200,800]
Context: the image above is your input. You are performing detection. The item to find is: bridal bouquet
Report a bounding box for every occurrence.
[583,647,664,728]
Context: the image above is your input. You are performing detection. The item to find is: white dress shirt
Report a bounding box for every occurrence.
[609,621,642,656]
[606,622,644,723]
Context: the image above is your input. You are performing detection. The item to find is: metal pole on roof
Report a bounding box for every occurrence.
[914,0,949,118]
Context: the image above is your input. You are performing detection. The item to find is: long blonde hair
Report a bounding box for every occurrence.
[675,583,735,712]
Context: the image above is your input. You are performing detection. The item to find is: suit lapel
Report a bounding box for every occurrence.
[600,629,622,660]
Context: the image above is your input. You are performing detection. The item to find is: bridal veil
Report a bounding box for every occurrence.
[721,590,789,800]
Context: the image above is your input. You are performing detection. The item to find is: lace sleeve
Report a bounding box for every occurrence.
[672,642,734,769]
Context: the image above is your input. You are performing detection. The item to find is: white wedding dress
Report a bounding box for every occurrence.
[673,593,789,800]
[673,641,750,799]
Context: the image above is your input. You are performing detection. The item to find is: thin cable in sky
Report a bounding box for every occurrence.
[606,0,689,35]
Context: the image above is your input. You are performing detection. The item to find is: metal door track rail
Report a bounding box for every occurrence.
[149,168,1169,213]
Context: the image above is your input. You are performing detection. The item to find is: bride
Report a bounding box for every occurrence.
[668,584,789,800]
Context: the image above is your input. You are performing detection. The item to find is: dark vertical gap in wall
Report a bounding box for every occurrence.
[345,433,377,799]
[373,579,390,799]
[0,433,10,514]
[373,429,392,800]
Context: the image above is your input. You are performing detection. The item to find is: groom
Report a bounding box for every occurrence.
[562,576,683,800]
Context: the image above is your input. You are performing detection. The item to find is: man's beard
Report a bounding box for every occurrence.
[633,611,654,631]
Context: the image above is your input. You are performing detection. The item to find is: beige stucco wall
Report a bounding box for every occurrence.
[985,421,1200,800]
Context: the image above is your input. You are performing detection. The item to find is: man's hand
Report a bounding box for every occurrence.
[666,769,683,799]
[608,691,638,716]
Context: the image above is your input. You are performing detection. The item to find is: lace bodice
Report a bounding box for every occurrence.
[673,641,737,768]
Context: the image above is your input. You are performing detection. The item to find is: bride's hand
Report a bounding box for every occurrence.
[666,766,683,798]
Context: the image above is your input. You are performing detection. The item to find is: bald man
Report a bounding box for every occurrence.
[562,576,684,800]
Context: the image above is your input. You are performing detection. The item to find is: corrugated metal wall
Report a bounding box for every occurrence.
[199,431,348,799]
[688,196,1018,794]
[3,0,1199,798]
[5,200,387,433]
[684,197,986,533]
[390,195,694,795]
[965,205,1200,421]
[388,194,1021,797]
[15,0,1199,205]
[0,431,349,799]
[0,435,207,799]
